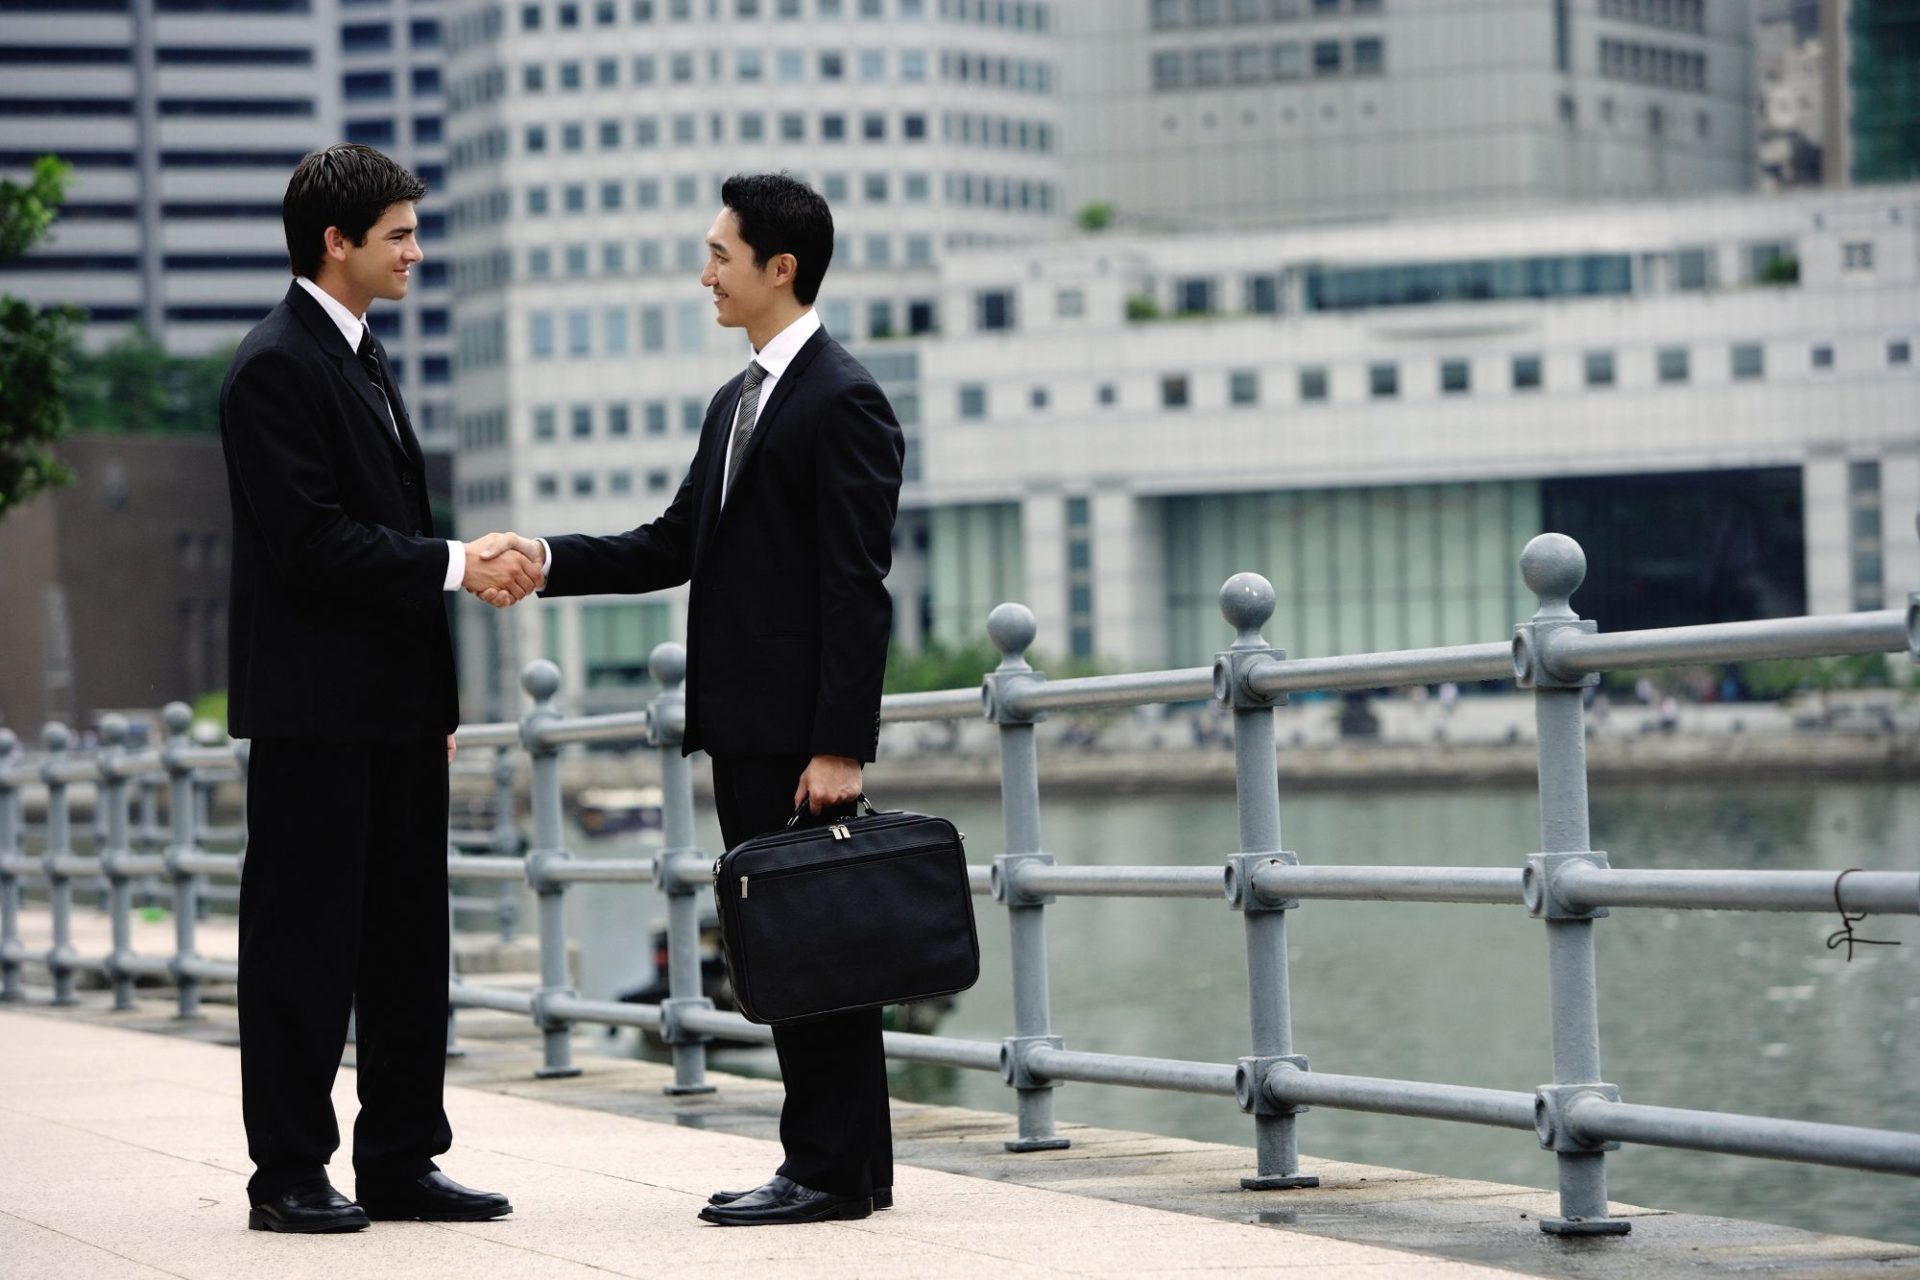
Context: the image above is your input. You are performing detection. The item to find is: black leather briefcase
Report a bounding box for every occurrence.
[712,798,980,1025]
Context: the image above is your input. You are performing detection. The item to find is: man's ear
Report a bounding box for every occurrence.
[323,225,350,262]
[772,252,798,291]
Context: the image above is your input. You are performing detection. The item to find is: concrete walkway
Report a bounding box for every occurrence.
[0,1009,1514,1280]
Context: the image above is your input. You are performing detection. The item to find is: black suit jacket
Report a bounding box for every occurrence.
[218,282,457,741]
[542,327,904,762]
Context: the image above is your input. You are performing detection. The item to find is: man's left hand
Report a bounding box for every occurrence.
[794,755,862,814]
[446,733,457,764]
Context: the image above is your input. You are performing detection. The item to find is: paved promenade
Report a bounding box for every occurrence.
[0,1009,1514,1280]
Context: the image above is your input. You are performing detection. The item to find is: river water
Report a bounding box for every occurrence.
[552,779,1920,1245]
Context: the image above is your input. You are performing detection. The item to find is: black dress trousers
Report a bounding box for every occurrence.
[238,735,453,1202]
[710,753,893,1200]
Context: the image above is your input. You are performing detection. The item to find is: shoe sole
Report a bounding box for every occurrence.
[359,1204,513,1223]
[698,1199,872,1227]
[247,1209,370,1234]
[708,1191,892,1210]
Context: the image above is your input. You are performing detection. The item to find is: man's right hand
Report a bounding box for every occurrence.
[463,536,541,607]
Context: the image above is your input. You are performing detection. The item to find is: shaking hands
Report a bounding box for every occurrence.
[463,532,546,608]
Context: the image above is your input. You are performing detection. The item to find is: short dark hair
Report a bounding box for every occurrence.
[720,173,834,306]
[282,143,426,279]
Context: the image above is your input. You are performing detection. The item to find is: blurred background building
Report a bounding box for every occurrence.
[1,0,1917,726]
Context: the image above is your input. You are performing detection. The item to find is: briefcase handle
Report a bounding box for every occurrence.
[784,792,879,828]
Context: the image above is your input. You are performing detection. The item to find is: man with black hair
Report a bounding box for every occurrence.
[477,172,905,1226]
[219,143,525,1233]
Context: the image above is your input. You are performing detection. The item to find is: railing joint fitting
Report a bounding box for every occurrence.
[1524,852,1610,920]
[983,669,1048,726]
[530,986,579,1031]
[1907,591,1918,665]
[525,848,571,894]
[1236,1054,1310,1116]
[1534,1083,1622,1154]
[1512,618,1599,690]
[1213,645,1287,710]
[992,852,1055,907]
[659,996,714,1046]
[999,1035,1064,1089]
[653,847,705,897]
[1226,851,1298,911]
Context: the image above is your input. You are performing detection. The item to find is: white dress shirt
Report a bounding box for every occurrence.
[538,308,820,577]
[293,276,464,591]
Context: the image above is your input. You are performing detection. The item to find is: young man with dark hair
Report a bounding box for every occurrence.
[219,142,528,1233]
[477,172,905,1226]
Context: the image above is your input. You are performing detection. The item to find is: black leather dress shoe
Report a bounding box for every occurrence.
[354,1171,512,1222]
[709,1182,892,1210]
[697,1175,872,1226]
[247,1182,370,1234]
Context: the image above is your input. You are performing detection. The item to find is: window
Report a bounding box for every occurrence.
[1811,343,1834,371]
[976,289,1016,331]
[526,186,549,215]
[566,310,591,357]
[1353,37,1383,74]
[1512,354,1543,391]
[1731,343,1765,380]
[530,311,554,358]
[1369,362,1398,398]
[645,402,667,434]
[1160,374,1189,408]
[1175,278,1215,315]
[681,398,704,432]
[1584,351,1615,388]
[1299,366,1329,401]
[1843,240,1874,272]
[608,403,630,436]
[532,406,557,441]
[572,472,596,498]
[564,244,588,275]
[610,470,632,496]
[1055,288,1084,319]
[1097,382,1117,407]
[1657,347,1689,384]
[536,474,558,498]
[1674,248,1713,291]
[571,405,593,438]
[1440,359,1470,395]
[821,113,846,141]
[907,299,937,334]
[1313,40,1341,75]
[604,308,628,353]
[599,119,621,149]
[1245,274,1279,315]
[1229,370,1259,406]
[1030,385,1049,411]
[1890,339,1912,368]
[527,246,552,277]
[957,384,987,419]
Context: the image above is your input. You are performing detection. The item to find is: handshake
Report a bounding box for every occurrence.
[462,532,546,608]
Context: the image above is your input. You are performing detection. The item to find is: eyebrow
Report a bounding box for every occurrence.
[707,240,728,255]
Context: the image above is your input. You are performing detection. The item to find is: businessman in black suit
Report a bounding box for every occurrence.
[219,144,531,1233]
[479,174,904,1226]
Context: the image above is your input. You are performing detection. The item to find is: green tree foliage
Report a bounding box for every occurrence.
[1757,253,1800,286]
[883,639,1109,694]
[0,156,80,519]
[63,327,234,436]
[1075,201,1115,232]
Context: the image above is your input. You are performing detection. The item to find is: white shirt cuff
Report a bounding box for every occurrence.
[443,540,465,591]
[537,538,552,581]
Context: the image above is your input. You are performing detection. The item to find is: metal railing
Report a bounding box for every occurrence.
[3,531,1918,1237]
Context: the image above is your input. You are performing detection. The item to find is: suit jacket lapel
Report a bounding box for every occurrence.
[709,329,828,531]
[284,283,415,467]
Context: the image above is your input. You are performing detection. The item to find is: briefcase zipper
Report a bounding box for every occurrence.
[728,841,955,898]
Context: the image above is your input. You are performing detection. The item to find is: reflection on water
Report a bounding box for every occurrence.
[553,780,1920,1244]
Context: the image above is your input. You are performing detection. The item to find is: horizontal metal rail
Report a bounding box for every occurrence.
[453,722,521,749]
[1539,609,1908,680]
[1251,864,1522,906]
[534,711,653,748]
[174,852,237,877]
[451,984,535,1015]
[544,859,658,884]
[1010,863,1224,899]
[1003,667,1216,716]
[1260,1067,1538,1131]
[446,854,525,880]
[545,993,663,1029]
[881,688,983,722]
[1246,642,1514,698]
[1028,1047,1238,1096]
[1555,865,1920,915]
[1566,1095,1920,1177]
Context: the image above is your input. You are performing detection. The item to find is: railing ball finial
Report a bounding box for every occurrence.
[520,659,562,704]
[161,702,193,737]
[98,714,128,748]
[1219,572,1276,649]
[647,642,687,688]
[1520,533,1586,622]
[987,602,1037,670]
[42,722,71,753]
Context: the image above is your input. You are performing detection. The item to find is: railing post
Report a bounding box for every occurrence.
[40,723,79,1007]
[135,772,165,909]
[983,603,1072,1153]
[648,642,715,1096]
[160,702,203,1021]
[445,889,465,1059]
[1513,533,1629,1237]
[520,660,582,1078]
[0,729,24,1002]
[1215,575,1319,1191]
[490,745,520,942]
[97,714,138,1012]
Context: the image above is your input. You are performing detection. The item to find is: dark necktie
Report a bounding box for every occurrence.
[355,329,401,444]
[722,359,768,502]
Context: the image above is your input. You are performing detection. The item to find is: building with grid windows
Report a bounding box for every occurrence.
[440,0,1066,713]
[1058,0,1757,228]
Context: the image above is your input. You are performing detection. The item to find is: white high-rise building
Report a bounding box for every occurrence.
[1059,0,1757,228]
[439,0,1066,713]
[0,0,344,354]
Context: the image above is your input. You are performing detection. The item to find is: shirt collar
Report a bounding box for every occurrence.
[750,308,820,379]
[295,276,369,352]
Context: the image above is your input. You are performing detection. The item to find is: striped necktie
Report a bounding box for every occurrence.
[723,359,768,502]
